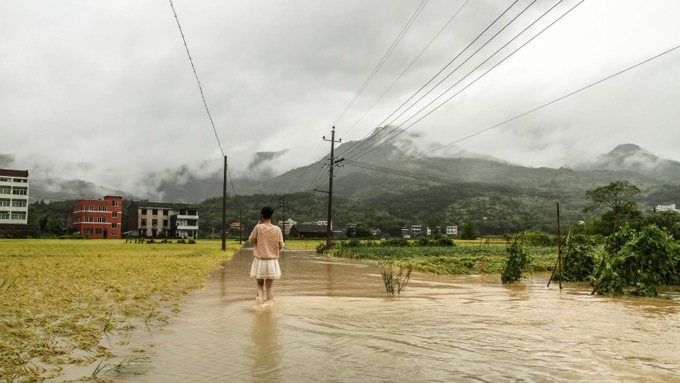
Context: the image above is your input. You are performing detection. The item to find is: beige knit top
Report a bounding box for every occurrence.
[249,222,284,259]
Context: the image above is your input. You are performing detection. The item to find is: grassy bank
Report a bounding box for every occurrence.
[325,241,558,275]
[0,239,240,382]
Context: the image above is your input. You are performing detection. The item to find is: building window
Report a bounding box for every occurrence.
[141,219,147,226]
[12,178,28,183]
[12,200,27,208]
[112,212,118,218]
[85,205,94,211]
[0,211,9,219]
[141,209,147,215]
[97,217,106,223]
[152,209,158,215]
[95,228,102,234]
[11,212,26,220]
[112,223,118,228]
[98,205,107,211]
[0,177,8,182]
[84,228,93,235]
[0,199,9,207]
[112,200,119,206]
[0,187,10,194]
[12,188,27,195]
[85,216,94,223]
[152,219,158,227]
[163,210,168,216]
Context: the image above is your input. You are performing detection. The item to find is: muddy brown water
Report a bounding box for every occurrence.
[110,249,679,383]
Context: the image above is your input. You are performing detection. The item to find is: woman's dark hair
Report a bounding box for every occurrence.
[261,206,274,219]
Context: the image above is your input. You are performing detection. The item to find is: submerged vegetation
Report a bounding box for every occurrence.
[324,224,680,297]
[0,239,239,382]
[325,236,556,275]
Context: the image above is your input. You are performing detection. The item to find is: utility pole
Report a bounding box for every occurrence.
[222,155,227,251]
[278,195,286,240]
[322,126,342,249]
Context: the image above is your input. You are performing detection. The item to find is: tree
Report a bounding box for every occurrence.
[347,224,372,238]
[459,221,478,240]
[584,180,641,233]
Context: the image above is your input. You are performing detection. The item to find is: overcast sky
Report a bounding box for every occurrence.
[2,0,679,197]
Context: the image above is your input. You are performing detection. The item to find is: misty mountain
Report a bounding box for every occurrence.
[29,178,127,203]
[28,132,680,204]
[576,143,680,180]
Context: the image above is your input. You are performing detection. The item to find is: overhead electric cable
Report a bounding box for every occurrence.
[425,42,680,155]
[341,0,520,160]
[333,0,429,127]
[350,0,579,161]
[339,38,680,188]
[169,0,225,157]
[342,0,470,139]
[343,158,557,199]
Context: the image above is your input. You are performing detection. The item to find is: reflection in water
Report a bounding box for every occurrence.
[251,306,280,381]
[114,249,680,383]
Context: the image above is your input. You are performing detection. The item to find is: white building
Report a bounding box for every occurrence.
[0,169,29,225]
[655,204,679,213]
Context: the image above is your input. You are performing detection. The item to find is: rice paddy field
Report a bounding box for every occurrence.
[0,237,551,381]
[325,239,558,275]
[0,239,240,382]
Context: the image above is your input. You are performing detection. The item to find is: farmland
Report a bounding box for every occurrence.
[0,239,240,381]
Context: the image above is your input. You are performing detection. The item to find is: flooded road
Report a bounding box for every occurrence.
[117,249,680,382]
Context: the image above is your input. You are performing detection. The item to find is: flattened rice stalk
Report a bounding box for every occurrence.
[0,239,240,381]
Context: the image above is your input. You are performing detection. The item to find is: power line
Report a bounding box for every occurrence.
[425,42,680,156]
[168,0,225,157]
[349,0,580,162]
[342,0,471,139]
[333,0,430,127]
[340,0,521,160]
[343,158,557,199]
[339,40,680,190]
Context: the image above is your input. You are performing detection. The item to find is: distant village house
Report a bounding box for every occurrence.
[71,195,123,239]
[127,201,199,239]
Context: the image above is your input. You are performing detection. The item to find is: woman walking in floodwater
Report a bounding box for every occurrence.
[249,206,284,304]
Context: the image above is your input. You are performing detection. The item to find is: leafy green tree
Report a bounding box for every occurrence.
[347,224,372,238]
[592,224,680,296]
[644,210,680,239]
[584,180,641,234]
[459,221,478,240]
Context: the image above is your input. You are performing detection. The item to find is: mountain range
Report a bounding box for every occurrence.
[29,132,680,208]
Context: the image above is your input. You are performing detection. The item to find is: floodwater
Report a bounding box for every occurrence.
[115,248,680,382]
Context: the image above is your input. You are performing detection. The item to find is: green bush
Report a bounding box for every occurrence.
[592,224,680,296]
[559,234,596,282]
[380,237,410,247]
[501,239,532,283]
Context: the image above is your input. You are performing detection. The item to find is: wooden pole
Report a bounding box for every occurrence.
[222,155,227,251]
[547,202,563,289]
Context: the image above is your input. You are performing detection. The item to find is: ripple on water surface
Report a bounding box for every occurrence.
[111,250,680,383]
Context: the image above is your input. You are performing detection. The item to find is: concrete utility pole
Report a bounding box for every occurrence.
[323,127,342,248]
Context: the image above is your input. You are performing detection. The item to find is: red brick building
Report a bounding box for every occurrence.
[71,195,123,239]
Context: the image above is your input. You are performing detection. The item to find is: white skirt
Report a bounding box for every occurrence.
[250,258,281,279]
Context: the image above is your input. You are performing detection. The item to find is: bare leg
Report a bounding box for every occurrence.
[256,279,265,303]
[265,279,274,301]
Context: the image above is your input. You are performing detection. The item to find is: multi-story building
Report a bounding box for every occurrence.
[0,168,30,225]
[71,195,123,239]
[128,201,199,239]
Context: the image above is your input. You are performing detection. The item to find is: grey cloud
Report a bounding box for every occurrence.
[0,154,15,167]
